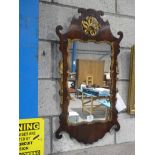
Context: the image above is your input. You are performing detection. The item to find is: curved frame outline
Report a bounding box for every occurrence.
[55,8,123,144]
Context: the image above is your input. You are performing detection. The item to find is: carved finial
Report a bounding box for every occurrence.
[78,8,85,14]
[56,25,63,38]
[55,127,63,139]
[117,31,123,43]
[114,121,120,131]
[97,10,104,16]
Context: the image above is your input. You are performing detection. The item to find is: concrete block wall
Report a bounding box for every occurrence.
[38,0,135,154]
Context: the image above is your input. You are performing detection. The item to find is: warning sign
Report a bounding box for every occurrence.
[19,118,44,155]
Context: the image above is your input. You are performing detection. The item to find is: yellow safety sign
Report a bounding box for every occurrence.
[19,118,44,155]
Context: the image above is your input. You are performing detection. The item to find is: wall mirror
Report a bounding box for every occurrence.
[67,41,112,124]
[55,8,123,144]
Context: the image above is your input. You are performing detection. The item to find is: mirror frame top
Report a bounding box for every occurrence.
[55,8,123,144]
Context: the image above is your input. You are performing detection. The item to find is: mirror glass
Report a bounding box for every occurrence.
[67,41,112,124]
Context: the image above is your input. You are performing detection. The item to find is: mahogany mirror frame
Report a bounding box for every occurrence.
[55,8,123,144]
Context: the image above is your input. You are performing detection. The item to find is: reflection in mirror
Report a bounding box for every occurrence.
[67,41,112,124]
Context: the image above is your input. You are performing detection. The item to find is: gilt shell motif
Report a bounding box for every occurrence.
[81,16,101,36]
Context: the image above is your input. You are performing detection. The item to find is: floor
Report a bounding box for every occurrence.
[52,142,135,155]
